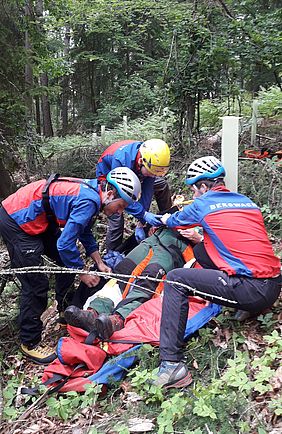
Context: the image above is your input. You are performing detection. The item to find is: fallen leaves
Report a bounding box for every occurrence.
[269,366,282,391]
[212,326,231,348]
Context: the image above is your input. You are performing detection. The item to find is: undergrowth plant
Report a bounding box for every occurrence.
[46,383,102,421]
[126,327,281,433]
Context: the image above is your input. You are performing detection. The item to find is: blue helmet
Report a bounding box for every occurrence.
[107,167,141,204]
[185,156,226,185]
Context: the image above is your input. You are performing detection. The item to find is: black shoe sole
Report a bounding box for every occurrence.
[21,350,57,365]
[95,315,113,340]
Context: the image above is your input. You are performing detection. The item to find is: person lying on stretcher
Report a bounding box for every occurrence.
[64,221,208,340]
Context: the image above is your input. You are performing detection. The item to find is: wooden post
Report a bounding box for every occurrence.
[92,132,97,146]
[101,125,106,147]
[162,120,167,141]
[123,115,128,138]
[221,116,240,192]
[250,100,258,148]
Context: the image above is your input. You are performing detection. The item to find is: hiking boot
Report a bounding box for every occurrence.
[153,361,193,389]
[56,311,67,328]
[64,305,98,332]
[21,343,57,365]
[95,313,124,340]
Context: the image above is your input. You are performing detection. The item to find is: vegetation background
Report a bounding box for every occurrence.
[0,0,281,433]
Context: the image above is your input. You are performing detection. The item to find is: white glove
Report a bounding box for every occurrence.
[160,213,171,225]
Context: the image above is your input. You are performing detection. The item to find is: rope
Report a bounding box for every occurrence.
[0,265,238,305]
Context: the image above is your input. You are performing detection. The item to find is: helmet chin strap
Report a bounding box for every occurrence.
[193,177,224,191]
[101,183,116,210]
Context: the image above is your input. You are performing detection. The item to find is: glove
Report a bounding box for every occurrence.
[103,250,125,269]
[135,226,146,243]
[144,211,162,227]
[160,213,171,225]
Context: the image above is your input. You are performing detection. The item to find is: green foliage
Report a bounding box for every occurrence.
[1,0,282,143]
[199,100,222,130]
[257,312,278,332]
[238,159,281,236]
[192,396,217,421]
[39,110,175,177]
[96,76,160,127]
[258,86,282,118]
[3,375,44,420]
[157,393,188,433]
[113,424,130,434]
[3,377,23,420]
[128,367,164,404]
[199,86,282,131]
[260,204,282,234]
[125,326,280,433]
[269,396,282,416]
[46,383,102,420]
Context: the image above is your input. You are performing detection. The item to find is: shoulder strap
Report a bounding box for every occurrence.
[20,363,86,396]
[42,174,99,227]
[84,329,158,346]
[42,173,61,227]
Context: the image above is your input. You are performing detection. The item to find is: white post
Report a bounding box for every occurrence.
[101,125,106,147]
[221,116,240,192]
[92,132,97,146]
[250,100,258,147]
[123,115,128,138]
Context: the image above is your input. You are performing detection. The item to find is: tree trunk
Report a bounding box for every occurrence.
[35,89,41,135]
[184,93,196,135]
[40,72,53,137]
[88,61,97,114]
[25,0,36,171]
[36,0,53,137]
[0,159,14,199]
[61,27,70,136]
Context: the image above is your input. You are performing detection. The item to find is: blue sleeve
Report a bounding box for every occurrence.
[96,155,122,178]
[166,202,201,228]
[57,200,99,268]
[125,177,154,220]
[96,143,140,177]
[125,201,146,220]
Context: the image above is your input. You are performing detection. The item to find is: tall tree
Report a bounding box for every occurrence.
[61,26,70,136]
[36,0,54,137]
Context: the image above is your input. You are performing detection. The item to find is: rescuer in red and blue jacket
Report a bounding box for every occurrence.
[0,168,141,365]
[96,138,172,250]
[153,156,281,389]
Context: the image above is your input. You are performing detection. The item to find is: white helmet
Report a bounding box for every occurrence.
[185,156,226,185]
[107,167,141,204]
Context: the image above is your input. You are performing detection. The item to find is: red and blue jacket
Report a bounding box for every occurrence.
[96,140,154,220]
[166,186,280,278]
[2,179,101,269]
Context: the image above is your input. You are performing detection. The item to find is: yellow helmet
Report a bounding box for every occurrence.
[139,139,170,176]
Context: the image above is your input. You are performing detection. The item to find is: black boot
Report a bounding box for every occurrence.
[95,313,124,340]
[64,305,98,332]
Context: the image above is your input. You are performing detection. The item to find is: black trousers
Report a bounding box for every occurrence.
[106,177,172,251]
[160,267,281,362]
[0,207,75,346]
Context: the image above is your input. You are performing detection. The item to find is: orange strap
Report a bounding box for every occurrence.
[122,244,195,299]
[122,248,154,298]
[182,244,194,263]
[153,276,166,298]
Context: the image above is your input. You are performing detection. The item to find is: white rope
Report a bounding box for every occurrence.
[0,265,238,305]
